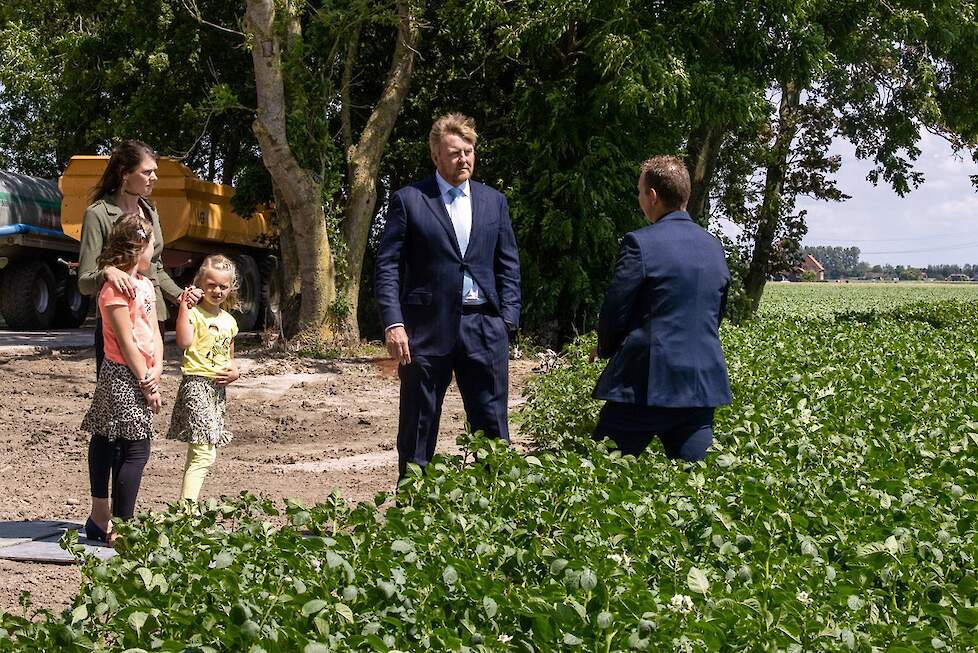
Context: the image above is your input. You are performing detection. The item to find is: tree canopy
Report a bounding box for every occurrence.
[2,0,977,343]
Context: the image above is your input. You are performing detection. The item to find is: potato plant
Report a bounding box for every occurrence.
[2,289,977,652]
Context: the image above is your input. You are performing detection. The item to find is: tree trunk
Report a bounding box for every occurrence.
[245,0,336,345]
[743,80,803,313]
[685,122,726,228]
[339,0,421,344]
[272,186,302,299]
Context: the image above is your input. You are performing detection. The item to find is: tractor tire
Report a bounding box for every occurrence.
[0,259,57,330]
[231,254,262,332]
[54,274,91,328]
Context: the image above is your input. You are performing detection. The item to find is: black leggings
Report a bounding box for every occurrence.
[88,435,151,519]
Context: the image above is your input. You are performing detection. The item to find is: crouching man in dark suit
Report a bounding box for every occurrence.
[592,155,731,461]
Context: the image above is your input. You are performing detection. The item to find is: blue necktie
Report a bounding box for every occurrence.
[447,187,468,255]
[446,186,481,303]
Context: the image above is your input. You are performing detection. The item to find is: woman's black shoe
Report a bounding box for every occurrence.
[84,517,108,543]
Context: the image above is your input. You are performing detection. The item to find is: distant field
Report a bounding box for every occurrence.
[759,281,978,316]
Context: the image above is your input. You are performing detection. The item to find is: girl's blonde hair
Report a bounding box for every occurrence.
[193,254,240,311]
[97,213,153,272]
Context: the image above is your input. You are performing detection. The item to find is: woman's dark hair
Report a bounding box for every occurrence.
[97,213,154,273]
[90,139,157,203]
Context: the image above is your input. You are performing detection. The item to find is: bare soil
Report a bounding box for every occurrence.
[0,336,535,616]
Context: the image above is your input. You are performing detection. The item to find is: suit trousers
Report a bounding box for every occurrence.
[593,402,715,461]
[396,308,510,479]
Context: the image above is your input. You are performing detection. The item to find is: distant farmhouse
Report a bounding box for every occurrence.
[799,254,825,282]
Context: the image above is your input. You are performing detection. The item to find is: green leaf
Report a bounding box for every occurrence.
[956,607,978,626]
[334,602,354,623]
[579,568,597,591]
[687,567,710,594]
[483,596,498,619]
[442,565,458,585]
[128,611,149,636]
[302,600,327,616]
[70,604,88,625]
[563,633,582,646]
[136,567,153,589]
[391,539,413,553]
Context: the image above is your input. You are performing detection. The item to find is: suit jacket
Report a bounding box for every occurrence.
[593,210,732,407]
[374,175,521,357]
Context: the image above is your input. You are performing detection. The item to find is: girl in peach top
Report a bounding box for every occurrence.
[80,213,163,545]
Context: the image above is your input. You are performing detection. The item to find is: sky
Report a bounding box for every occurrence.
[716,131,978,267]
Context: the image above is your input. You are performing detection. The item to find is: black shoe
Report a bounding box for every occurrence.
[84,517,108,543]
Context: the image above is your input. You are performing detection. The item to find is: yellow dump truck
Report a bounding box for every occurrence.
[0,156,275,331]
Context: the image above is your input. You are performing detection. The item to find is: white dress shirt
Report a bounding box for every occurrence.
[435,172,485,305]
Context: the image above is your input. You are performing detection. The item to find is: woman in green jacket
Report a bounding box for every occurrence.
[76,140,201,378]
[77,140,203,544]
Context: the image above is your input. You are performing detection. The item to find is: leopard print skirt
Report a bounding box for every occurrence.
[81,359,155,441]
[166,375,232,446]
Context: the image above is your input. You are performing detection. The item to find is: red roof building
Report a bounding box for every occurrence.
[800,254,825,281]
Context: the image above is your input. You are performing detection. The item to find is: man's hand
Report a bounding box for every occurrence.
[385,326,411,365]
[214,363,240,386]
[103,266,135,299]
[180,286,203,308]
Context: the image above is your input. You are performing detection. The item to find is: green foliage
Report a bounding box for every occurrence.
[0,0,255,180]
[520,334,603,450]
[4,285,978,651]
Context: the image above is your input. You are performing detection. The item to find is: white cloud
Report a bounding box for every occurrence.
[800,131,978,266]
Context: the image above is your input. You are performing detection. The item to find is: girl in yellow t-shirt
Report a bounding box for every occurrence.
[167,255,240,500]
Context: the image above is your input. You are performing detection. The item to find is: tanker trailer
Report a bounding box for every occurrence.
[0,170,89,329]
[60,156,277,332]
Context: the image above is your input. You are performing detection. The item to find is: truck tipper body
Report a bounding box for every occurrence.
[0,157,275,331]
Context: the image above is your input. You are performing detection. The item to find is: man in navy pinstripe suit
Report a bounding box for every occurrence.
[375,114,521,479]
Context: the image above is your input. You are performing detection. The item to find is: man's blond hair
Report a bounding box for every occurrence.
[428,113,478,153]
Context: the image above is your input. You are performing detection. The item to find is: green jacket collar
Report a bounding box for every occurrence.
[101,194,153,217]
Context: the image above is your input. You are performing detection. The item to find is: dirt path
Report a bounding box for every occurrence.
[0,338,535,615]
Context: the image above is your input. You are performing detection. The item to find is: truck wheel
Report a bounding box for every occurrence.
[232,254,261,332]
[54,275,91,328]
[0,260,57,330]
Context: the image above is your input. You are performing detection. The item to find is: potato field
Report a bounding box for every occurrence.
[3,283,978,652]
